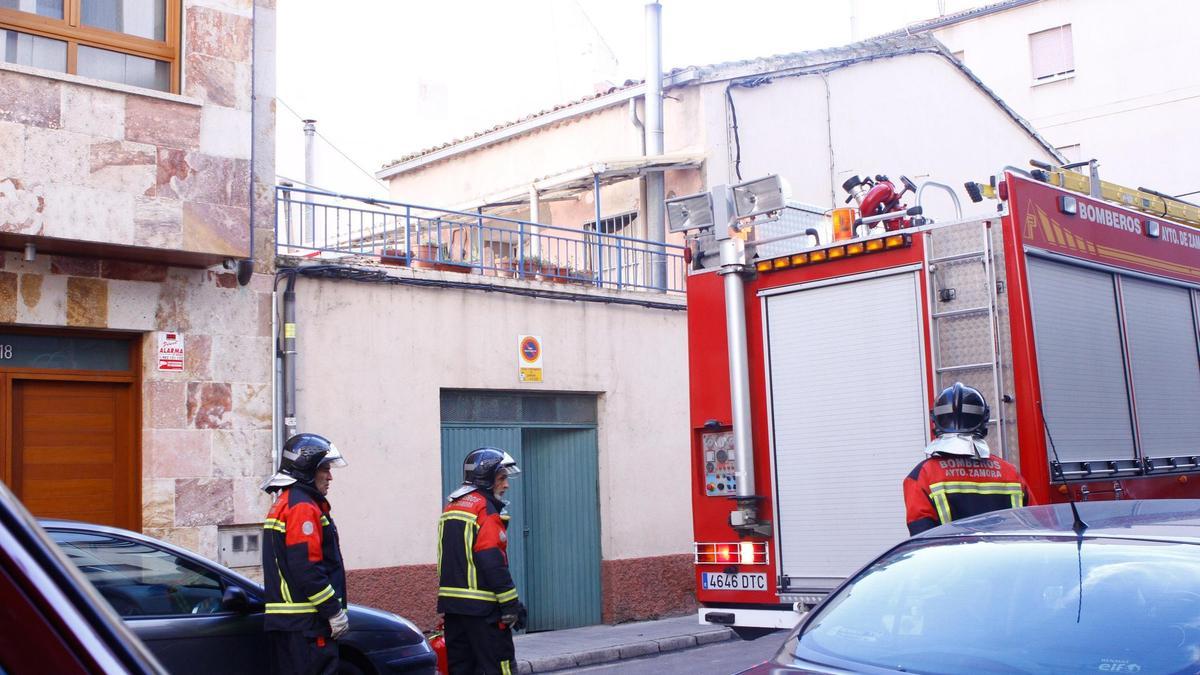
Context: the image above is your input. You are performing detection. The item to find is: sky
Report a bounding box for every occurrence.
[275,0,992,197]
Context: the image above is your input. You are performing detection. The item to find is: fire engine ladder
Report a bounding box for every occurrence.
[923,219,1007,452]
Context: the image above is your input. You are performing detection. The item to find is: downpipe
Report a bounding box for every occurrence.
[281,271,298,441]
[717,236,772,537]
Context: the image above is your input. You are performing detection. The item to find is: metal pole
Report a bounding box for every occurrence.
[645,1,667,291]
[529,185,542,259]
[713,184,769,537]
[594,173,604,288]
[719,238,755,501]
[303,119,317,247]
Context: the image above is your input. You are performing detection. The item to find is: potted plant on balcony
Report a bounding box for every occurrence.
[565,267,595,285]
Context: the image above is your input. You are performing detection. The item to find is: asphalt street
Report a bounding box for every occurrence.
[560,629,786,674]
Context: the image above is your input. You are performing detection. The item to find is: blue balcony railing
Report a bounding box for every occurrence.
[275,186,686,293]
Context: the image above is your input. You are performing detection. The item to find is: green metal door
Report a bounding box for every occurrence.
[522,428,601,630]
[439,427,527,610]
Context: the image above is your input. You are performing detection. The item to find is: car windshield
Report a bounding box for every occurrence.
[792,535,1200,674]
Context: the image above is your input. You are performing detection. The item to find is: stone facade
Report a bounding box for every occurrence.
[0,1,260,261]
[4,250,275,558]
[0,0,276,567]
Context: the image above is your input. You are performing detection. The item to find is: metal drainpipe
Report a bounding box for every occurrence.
[629,99,646,155]
[644,1,666,291]
[281,271,298,442]
[272,288,282,472]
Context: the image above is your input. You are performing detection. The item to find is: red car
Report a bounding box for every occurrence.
[0,481,164,674]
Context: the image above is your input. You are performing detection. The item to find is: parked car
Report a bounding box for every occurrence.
[41,519,437,675]
[741,500,1200,674]
[0,482,165,674]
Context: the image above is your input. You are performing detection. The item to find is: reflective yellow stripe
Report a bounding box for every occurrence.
[440,512,479,526]
[266,602,317,614]
[929,481,1024,492]
[928,481,1025,523]
[465,523,477,590]
[308,585,335,605]
[502,660,512,675]
[276,552,294,603]
[439,511,483,591]
[320,516,330,526]
[263,518,286,533]
[931,491,952,525]
[436,519,444,579]
[496,588,518,604]
[437,586,499,601]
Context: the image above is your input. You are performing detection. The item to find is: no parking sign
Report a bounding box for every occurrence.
[518,335,543,383]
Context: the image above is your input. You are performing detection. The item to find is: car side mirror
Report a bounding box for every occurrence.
[221,586,254,613]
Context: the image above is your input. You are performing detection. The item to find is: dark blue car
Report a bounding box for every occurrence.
[41,520,437,675]
[742,500,1200,674]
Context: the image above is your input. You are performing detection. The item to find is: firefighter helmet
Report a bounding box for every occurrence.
[463,447,521,490]
[931,382,990,438]
[263,433,348,490]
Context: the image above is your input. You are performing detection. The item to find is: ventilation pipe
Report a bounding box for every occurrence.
[302,119,316,246]
[645,1,667,290]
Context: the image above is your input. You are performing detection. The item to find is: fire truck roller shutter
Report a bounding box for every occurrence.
[1025,257,1136,464]
[763,269,926,584]
[1119,278,1200,459]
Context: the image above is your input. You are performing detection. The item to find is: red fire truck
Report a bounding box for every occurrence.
[675,165,1200,636]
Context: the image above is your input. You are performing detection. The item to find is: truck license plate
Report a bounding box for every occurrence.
[701,572,766,591]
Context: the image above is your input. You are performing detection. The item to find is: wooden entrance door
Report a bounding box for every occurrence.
[10,379,137,529]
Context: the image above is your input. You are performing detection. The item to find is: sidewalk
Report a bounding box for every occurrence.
[512,614,734,673]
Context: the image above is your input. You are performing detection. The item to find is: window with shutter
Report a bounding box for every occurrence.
[1029,24,1074,82]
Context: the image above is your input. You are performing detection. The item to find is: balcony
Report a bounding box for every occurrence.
[275,186,687,294]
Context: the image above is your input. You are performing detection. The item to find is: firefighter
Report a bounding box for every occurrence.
[903,382,1034,535]
[262,433,350,675]
[437,446,526,675]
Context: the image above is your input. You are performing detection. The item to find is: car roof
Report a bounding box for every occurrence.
[916,499,1200,543]
[39,518,264,591]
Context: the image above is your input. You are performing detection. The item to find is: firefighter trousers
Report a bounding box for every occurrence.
[268,630,338,675]
[444,613,515,675]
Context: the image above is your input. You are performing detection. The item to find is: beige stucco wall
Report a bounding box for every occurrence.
[701,51,1059,219]
[290,268,691,570]
[933,0,1200,197]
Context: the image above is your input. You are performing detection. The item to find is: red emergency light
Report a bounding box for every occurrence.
[694,541,770,565]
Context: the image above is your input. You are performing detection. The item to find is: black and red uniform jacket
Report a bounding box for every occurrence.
[903,453,1035,536]
[436,489,520,617]
[262,483,346,633]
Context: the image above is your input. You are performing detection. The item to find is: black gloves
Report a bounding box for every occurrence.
[500,602,527,631]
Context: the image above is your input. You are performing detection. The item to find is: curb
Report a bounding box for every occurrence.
[516,627,736,674]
